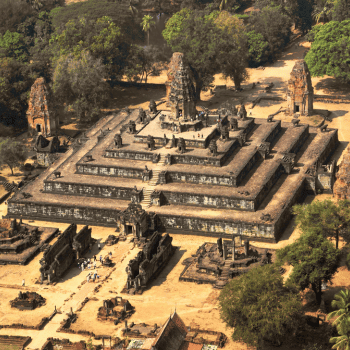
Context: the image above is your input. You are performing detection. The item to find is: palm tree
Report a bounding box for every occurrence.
[312,0,335,23]
[330,317,350,350]
[141,14,155,46]
[328,290,350,326]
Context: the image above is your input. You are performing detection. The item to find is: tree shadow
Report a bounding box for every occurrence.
[314,77,350,97]
[331,141,349,163]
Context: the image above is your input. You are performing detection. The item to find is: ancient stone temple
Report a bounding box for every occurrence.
[286,60,313,116]
[166,53,196,120]
[27,77,59,137]
[6,53,339,243]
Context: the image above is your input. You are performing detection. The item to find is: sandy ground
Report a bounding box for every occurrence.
[0,36,350,349]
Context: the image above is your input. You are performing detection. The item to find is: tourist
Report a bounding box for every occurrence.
[93,255,96,262]
[98,243,101,250]
[109,252,112,257]
[99,255,103,262]
[81,264,84,272]
[87,275,90,283]
[94,262,97,269]
[22,279,25,286]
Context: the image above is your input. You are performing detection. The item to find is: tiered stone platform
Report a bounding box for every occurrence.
[6,107,338,242]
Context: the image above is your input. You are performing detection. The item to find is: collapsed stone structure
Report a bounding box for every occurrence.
[34,135,60,167]
[97,297,134,323]
[0,219,58,265]
[333,145,350,199]
[123,231,175,294]
[27,77,59,137]
[180,238,273,289]
[39,223,91,283]
[7,54,339,243]
[124,311,226,349]
[11,291,45,310]
[286,60,313,116]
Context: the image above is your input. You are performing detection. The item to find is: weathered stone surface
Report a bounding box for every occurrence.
[286,60,313,116]
[27,77,59,137]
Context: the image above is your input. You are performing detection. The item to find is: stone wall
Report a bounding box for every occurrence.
[44,181,134,200]
[161,191,256,211]
[76,163,144,179]
[166,172,234,186]
[158,215,276,242]
[104,150,154,161]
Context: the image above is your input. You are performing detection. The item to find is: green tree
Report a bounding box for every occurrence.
[329,0,350,22]
[0,31,29,62]
[50,16,130,83]
[0,57,34,127]
[212,11,249,89]
[0,137,27,175]
[293,199,350,249]
[246,30,269,67]
[248,6,292,61]
[330,317,350,350]
[328,290,350,326]
[219,264,303,349]
[125,45,167,83]
[52,51,110,122]
[141,14,155,46]
[277,230,341,305]
[305,20,350,83]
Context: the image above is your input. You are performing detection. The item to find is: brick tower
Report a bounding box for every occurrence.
[167,53,196,120]
[27,77,59,137]
[286,60,313,116]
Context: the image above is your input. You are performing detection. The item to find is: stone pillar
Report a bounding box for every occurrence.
[232,238,235,261]
[223,244,227,261]
[244,240,249,256]
[217,238,223,257]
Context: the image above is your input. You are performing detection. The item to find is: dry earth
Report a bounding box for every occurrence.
[0,36,350,349]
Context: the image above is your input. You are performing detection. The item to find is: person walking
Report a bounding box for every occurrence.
[87,274,90,283]
[99,255,103,263]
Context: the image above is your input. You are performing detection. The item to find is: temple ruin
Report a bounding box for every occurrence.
[11,291,46,310]
[6,54,339,243]
[333,145,350,199]
[124,311,226,349]
[27,77,59,137]
[0,218,58,265]
[286,60,314,116]
[39,223,92,283]
[180,238,273,289]
[97,297,134,323]
[34,135,61,167]
[123,231,175,294]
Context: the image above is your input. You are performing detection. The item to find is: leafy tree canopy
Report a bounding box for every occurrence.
[305,20,350,83]
[277,230,341,305]
[248,6,292,61]
[0,57,34,127]
[50,0,143,42]
[0,137,27,175]
[219,264,303,348]
[292,199,350,249]
[0,31,29,63]
[246,30,269,67]
[52,51,110,123]
[50,16,130,82]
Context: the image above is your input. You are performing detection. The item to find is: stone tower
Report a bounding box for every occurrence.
[27,77,59,137]
[167,53,196,120]
[286,60,313,116]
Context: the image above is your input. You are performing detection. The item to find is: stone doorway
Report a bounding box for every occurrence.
[36,124,42,133]
[125,225,133,235]
[294,104,300,113]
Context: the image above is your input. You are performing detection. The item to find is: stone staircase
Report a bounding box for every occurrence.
[141,154,166,209]
[215,260,231,289]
